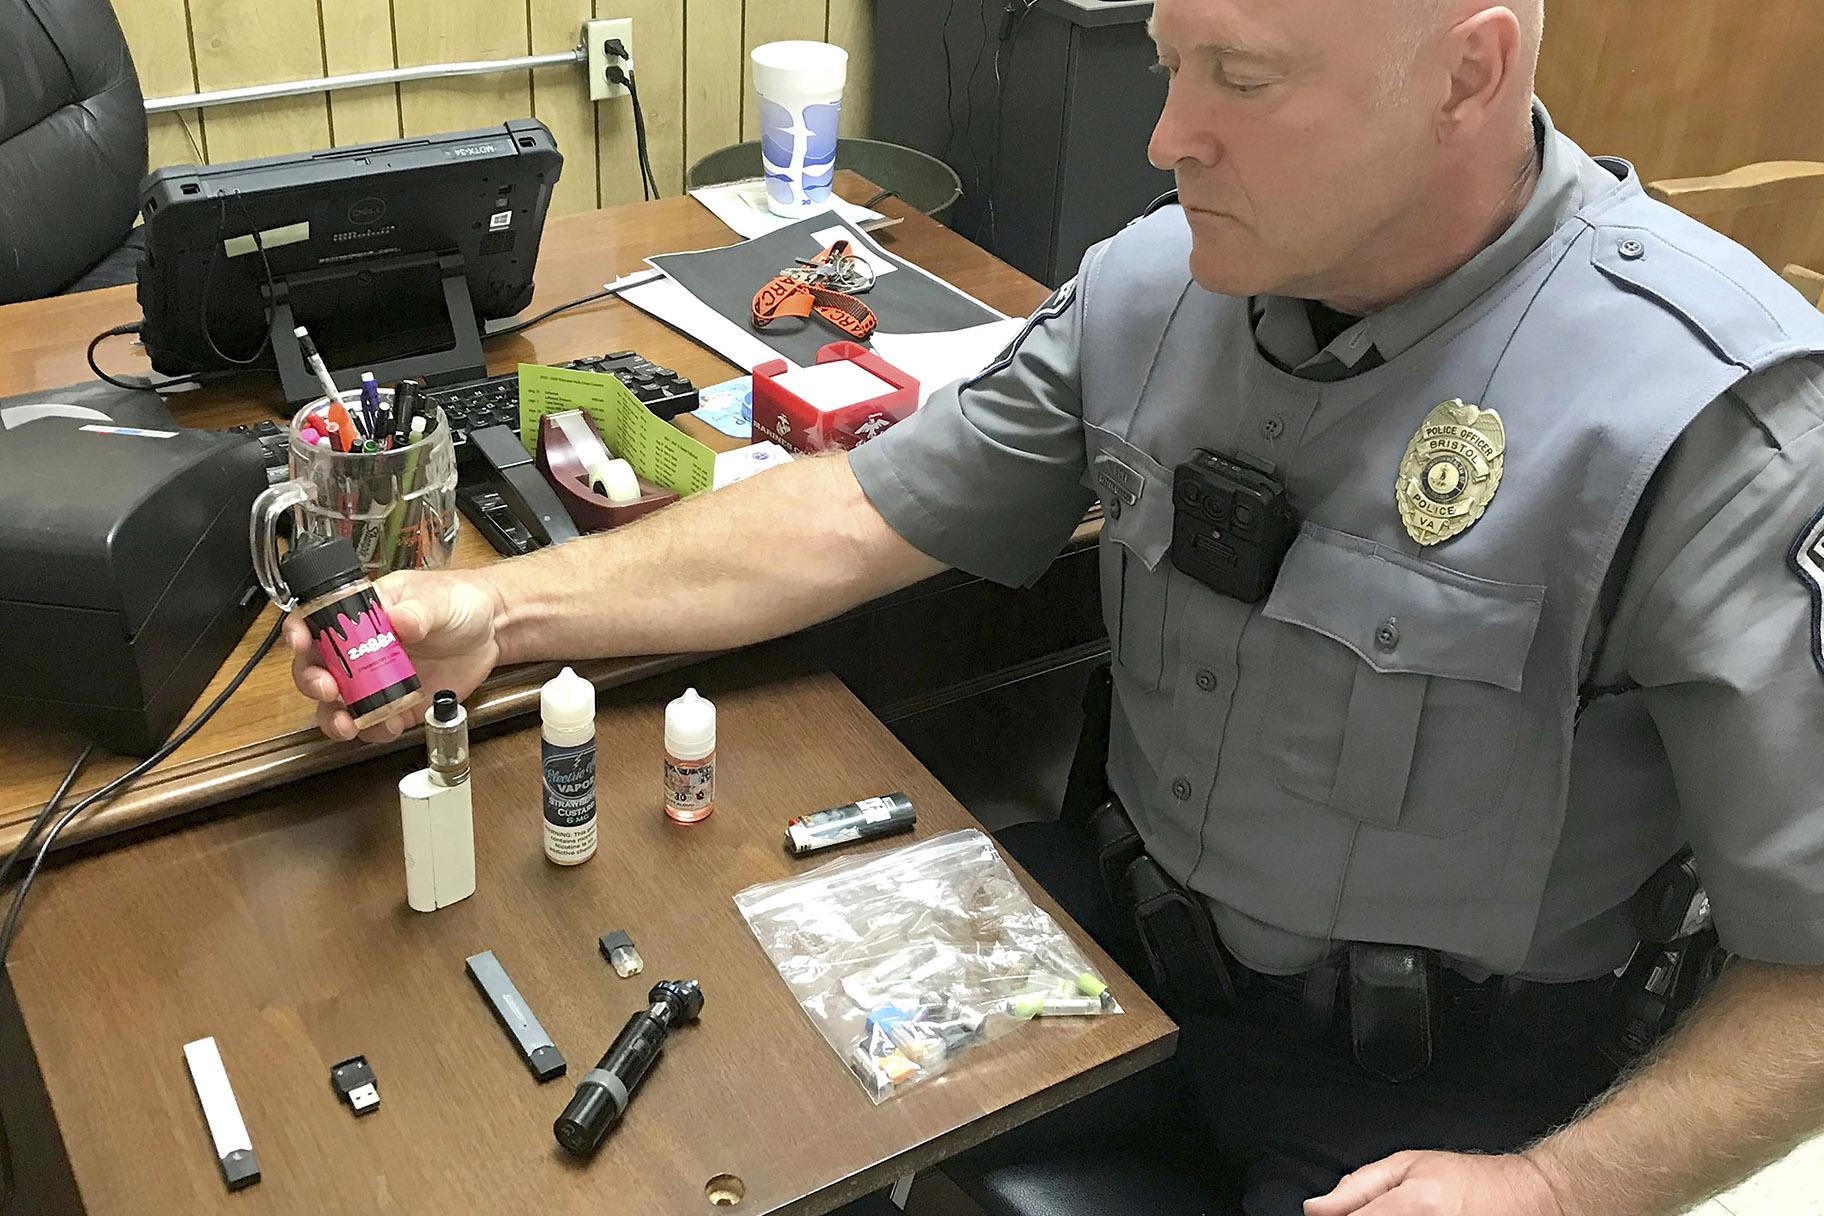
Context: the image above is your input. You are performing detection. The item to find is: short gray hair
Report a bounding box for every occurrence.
[1377,0,1545,97]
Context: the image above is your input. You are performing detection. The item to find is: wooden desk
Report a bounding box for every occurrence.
[1,666,1175,1215]
[0,174,1051,857]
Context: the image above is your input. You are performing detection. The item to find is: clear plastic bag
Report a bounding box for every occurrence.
[734,829,1121,1102]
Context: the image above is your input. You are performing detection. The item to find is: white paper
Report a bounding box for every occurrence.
[770,361,899,411]
[713,441,795,489]
[619,276,797,374]
[871,318,1025,404]
[621,217,1019,406]
[690,181,887,240]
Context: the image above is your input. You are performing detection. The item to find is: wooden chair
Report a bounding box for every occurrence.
[1648,162,1824,310]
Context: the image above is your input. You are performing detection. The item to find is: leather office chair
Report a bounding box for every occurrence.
[1648,162,1824,311]
[0,0,149,304]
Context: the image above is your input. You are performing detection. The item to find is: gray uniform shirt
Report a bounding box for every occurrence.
[850,104,1824,978]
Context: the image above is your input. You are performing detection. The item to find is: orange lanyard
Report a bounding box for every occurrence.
[752,241,879,341]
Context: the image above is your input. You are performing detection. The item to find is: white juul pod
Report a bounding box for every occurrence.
[400,689,476,911]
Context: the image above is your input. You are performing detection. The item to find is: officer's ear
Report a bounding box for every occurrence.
[1435,6,1525,138]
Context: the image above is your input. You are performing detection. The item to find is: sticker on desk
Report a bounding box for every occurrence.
[223,220,310,258]
[80,424,178,438]
[489,210,512,231]
[517,363,717,498]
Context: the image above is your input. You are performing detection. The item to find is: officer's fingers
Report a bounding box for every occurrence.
[291,642,339,700]
[372,571,432,640]
[317,702,360,742]
[284,615,315,657]
[1304,1153,1420,1216]
[1334,1189,1427,1216]
[356,713,409,746]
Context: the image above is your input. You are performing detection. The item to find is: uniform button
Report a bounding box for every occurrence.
[1374,617,1400,651]
[1619,238,1645,260]
[1195,668,1218,691]
[1171,777,1193,802]
[1261,414,1285,440]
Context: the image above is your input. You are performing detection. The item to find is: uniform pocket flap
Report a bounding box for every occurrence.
[1081,422,1173,570]
[1262,523,1544,691]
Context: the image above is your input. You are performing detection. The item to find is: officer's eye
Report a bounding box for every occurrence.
[1220,77,1273,96]
[1150,61,1178,79]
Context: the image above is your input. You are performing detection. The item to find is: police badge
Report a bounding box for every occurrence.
[1396,400,1506,545]
[1788,502,1824,677]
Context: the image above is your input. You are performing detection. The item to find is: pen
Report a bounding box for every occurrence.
[325,420,345,452]
[359,373,382,436]
[293,326,346,409]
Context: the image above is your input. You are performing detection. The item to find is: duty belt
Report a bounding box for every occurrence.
[1085,798,1624,1084]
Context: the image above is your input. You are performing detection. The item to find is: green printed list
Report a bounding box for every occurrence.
[516,362,717,497]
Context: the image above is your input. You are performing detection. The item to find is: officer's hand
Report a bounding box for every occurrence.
[1304,1150,1565,1216]
[288,569,506,744]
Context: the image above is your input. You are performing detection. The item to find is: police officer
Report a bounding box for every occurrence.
[291,1,1824,1212]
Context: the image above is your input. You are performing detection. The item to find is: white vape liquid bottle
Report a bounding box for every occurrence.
[541,666,598,865]
[664,688,716,823]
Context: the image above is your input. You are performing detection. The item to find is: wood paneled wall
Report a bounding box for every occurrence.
[118,0,876,215]
[1537,0,1824,184]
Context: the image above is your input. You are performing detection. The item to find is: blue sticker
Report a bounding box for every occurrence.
[695,377,754,439]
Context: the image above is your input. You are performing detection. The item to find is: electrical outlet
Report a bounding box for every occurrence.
[584,18,634,102]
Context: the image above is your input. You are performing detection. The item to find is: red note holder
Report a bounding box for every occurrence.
[536,412,678,532]
[751,341,920,455]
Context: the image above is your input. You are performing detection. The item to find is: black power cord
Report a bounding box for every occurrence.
[0,612,288,969]
[604,40,660,201]
[985,0,1041,248]
[484,288,616,340]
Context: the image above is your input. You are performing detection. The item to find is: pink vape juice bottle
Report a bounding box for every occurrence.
[279,536,424,730]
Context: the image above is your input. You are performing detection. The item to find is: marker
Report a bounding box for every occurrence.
[299,426,322,446]
[293,325,345,409]
[391,380,424,448]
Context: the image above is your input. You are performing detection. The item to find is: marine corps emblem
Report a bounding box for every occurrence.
[1396,399,1506,545]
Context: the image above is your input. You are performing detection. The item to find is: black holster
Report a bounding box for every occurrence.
[1347,943,1439,1083]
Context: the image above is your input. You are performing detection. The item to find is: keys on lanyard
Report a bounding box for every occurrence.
[752,240,879,340]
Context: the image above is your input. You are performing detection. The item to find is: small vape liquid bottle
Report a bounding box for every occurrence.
[541,666,598,865]
[279,536,423,730]
[664,688,716,823]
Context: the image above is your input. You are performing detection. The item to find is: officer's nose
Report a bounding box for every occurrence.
[1148,80,1221,171]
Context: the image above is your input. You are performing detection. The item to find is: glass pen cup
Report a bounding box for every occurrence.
[250,391,460,598]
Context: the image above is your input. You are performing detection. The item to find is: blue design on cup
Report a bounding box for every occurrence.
[759,97,844,210]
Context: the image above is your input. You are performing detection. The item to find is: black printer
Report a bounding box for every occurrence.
[0,382,266,754]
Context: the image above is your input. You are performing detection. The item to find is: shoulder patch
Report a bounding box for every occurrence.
[962,277,1077,391]
[1789,501,1824,677]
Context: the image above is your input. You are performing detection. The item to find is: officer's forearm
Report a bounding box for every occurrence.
[482,452,947,662]
[1523,961,1824,1216]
